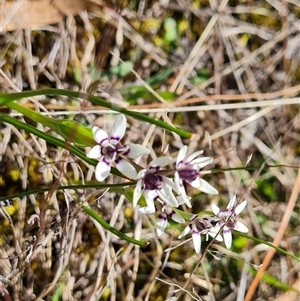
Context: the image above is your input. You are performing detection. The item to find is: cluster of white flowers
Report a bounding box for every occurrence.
[87,114,248,253]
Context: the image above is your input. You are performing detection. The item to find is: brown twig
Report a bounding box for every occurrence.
[14,84,300,112]
[244,166,300,301]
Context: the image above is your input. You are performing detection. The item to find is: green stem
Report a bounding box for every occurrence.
[0,89,191,138]
[6,101,59,129]
[0,182,135,203]
[82,205,148,247]
[0,115,122,178]
[1,115,92,162]
[237,232,300,262]
[4,101,95,147]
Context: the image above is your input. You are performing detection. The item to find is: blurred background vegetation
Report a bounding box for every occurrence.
[0,0,299,300]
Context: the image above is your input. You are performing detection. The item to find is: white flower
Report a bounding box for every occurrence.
[175,146,218,204]
[177,195,192,208]
[139,201,185,237]
[133,157,179,211]
[212,195,248,249]
[87,114,150,181]
[178,216,222,253]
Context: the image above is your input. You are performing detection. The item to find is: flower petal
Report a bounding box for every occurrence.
[186,150,204,163]
[116,159,137,179]
[92,126,108,144]
[192,231,201,253]
[190,178,218,195]
[234,221,248,233]
[95,160,111,181]
[138,206,155,214]
[150,156,172,169]
[136,169,147,179]
[127,143,150,159]
[227,195,237,210]
[208,227,223,241]
[145,196,156,213]
[235,200,247,215]
[177,195,192,208]
[162,176,179,193]
[171,212,185,224]
[158,186,178,207]
[133,180,143,207]
[87,145,102,159]
[211,203,220,215]
[157,214,168,237]
[191,157,213,169]
[178,225,191,239]
[176,145,188,166]
[174,172,184,190]
[223,227,232,249]
[111,114,126,142]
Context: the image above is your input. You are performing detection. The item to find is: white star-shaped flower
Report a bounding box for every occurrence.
[133,157,179,211]
[178,216,222,253]
[212,195,248,249]
[175,146,218,206]
[87,114,150,181]
[139,200,185,237]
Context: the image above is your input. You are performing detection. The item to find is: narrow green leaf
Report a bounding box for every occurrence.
[0,182,135,203]
[0,89,191,138]
[146,68,174,86]
[250,268,300,292]
[81,205,148,247]
[0,115,120,176]
[0,114,95,163]
[4,101,94,147]
[237,232,300,262]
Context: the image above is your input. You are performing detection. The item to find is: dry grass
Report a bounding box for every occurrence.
[0,0,299,301]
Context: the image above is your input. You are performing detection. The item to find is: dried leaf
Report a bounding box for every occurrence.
[0,0,91,32]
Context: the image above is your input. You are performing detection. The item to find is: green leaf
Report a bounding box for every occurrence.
[0,114,97,165]
[82,205,148,247]
[0,115,129,177]
[4,101,94,147]
[146,68,174,86]
[110,61,133,77]
[190,68,210,85]
[164,18,177,44]
[237,232,300,262]
[250,268,300,292]
[50,283,63,301]
[232,236,248,249]
[0,89,192,138]
[0,182,135,203]
[157,91,177,101]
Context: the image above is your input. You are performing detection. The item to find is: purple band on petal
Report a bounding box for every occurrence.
[122,148,130,156]
[111,136,121,142]
[167,210,175,218]
[158,214,167,221]
[100,137,109,145]
[102,158,110,166]
[177,160,184,167]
